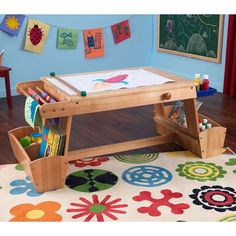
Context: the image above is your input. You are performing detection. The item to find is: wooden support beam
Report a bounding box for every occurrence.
[67,134,177,161]
[182,98,200,138]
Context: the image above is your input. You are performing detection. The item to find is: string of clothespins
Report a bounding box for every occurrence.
[24,14,136,31]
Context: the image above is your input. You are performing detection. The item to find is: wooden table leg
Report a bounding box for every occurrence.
[154,103,173,136]
[5,72,13,109]
[60,116,72,156]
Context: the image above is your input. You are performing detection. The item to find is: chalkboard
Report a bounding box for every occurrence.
[157,15,224,63]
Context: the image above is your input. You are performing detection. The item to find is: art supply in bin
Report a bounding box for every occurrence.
[20,132,42,148]
[40,125,66,157]
[199,118,212,131]
[202,75,209,90]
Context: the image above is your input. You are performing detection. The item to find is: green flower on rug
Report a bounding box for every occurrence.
[114,153,159,164]
[176,161,227,181]
[15,164,24,171]
[65,169,118,193]
[225,158,236,175]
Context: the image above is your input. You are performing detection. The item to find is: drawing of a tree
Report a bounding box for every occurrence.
[124,26,129,36]
[116,25,121,34]
[115,31,119,38]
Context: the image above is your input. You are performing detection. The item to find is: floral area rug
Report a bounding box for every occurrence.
[1,148,236,222]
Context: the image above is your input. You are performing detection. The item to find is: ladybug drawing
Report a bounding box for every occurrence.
[28,24,44,46]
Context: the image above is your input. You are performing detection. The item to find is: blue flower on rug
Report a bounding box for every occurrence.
[9,176,43,197]
[122,165,172,187]
[189,185,236,212]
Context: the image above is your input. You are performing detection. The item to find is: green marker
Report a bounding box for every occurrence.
[50,72,56,77]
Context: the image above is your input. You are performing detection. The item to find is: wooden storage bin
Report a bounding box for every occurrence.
[8,126,68,192]
[154,103,226,158]
[198,114,226,158]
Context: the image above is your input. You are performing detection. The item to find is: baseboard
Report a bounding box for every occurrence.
[0,87,17,98]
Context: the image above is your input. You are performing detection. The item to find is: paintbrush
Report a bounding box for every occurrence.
[0,49,5,58]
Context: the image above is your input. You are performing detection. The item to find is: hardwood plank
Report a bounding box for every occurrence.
[68,134,177,161]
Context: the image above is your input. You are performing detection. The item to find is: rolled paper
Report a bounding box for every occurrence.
[27,88,43,104]
[40,91,56,103]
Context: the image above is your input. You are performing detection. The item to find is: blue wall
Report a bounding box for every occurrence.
[152,15,229,92]
[0,15,153,97]
[0,14,229,97]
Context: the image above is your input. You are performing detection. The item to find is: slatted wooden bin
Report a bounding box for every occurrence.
[8,126,68,192]
[154,104,226,158]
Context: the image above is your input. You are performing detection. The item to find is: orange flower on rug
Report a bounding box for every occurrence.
[9,201,62,221]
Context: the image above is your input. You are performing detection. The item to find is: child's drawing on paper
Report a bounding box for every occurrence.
[24,18,50,54]
[24,96,42,128]
[0,15,25,36]
[111,20,131,44]
[83,28,104,58]
[57,28,78,49]
[45,69,173,95]
[93,74,128,90]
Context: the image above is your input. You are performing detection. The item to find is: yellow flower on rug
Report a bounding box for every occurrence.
[166,151,195,158]
[9,201,62,222]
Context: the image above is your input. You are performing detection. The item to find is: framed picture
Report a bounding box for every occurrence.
[157,15,224,63]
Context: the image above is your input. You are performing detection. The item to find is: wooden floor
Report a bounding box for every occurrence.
[0,92,236,164]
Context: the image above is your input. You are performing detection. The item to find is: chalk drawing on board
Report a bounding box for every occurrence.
[158,15,224,63]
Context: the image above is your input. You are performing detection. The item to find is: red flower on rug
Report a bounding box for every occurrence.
[69,157,110,168]
[67,194,128,221]
[133,190,190,217]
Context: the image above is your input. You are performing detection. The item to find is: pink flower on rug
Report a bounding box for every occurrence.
[133,190,190,217]
[0,165,7,171]
[67,195,128,221]
[69,157,109,168]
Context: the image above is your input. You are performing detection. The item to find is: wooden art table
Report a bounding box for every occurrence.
[9,67,226,192]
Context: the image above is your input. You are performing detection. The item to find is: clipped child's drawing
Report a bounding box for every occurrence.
[111,19,131,44]
[0,15,25,37]
[83,28,104,59]
[57,28,78,49]
[24,18,50,54]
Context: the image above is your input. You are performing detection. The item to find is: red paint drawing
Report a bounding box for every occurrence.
[111,20,131,44]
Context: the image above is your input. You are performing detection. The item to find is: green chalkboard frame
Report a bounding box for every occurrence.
[157,15,224,63]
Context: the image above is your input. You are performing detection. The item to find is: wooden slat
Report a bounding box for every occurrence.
[67,134,177,161]
[60,116,72,156]
[154,116,199,140]
[183,99,200,138]
[39,86,196,119]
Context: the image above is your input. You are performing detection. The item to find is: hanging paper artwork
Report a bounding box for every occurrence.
[57,28,78,49]
[24,96,42,128]
[24,18,50,54]
[111,20,131,44]
[83,28,104,59]
[0,15,25,36]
